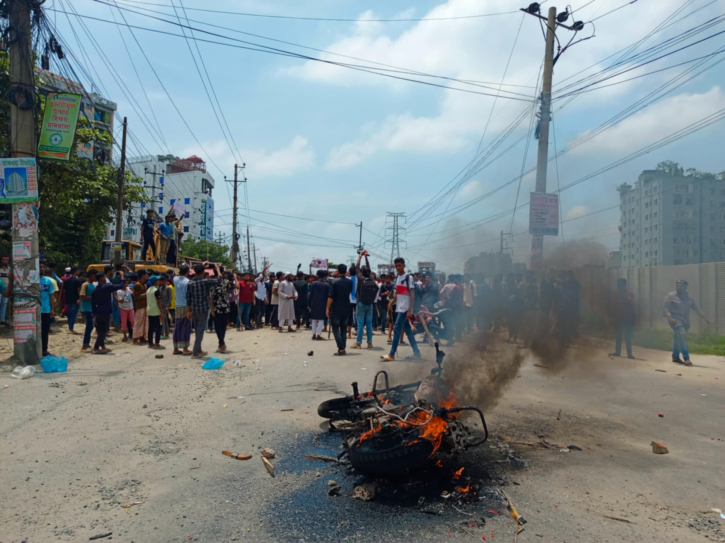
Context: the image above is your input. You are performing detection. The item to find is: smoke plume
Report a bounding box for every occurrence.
[442,333,525,412]
[544,239,608,269]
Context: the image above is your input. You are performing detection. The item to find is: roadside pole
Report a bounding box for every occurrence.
[530,6,557,271]
[228,164,239,266]
[246,227,252,274]
[10,0,42,363]
[113,117,128,264]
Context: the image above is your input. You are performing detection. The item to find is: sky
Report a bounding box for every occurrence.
[48,0,725,273]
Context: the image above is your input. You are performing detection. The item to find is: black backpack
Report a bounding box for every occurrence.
[358,276,378,305]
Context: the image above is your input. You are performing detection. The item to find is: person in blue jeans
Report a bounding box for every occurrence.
[380,257,421,361]
[351,251,377,349]
[79,270,97,351]
[663,279,709,367]
[64,266,84,334]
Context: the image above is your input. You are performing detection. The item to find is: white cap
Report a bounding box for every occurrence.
[65,267,71,272]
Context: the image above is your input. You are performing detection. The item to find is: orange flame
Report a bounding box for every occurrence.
[453,467,465,480]
[455,481,471,493]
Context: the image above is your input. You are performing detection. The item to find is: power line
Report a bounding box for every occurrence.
[108,0,520,22]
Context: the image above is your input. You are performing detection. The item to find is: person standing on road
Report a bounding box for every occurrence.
[40,263,58,357]
[663,279,709,367]
[172,264,192,356]
[80,270,96,352]
[277,272,298,333]
[380,257,421,362]
[210,270,232,353]
[238,272,256,330]
[187,262,220,359]
[146,276,163,350]
[293,271,309,330]
[254,263,272,328]
[91,274,125,355]
[0,254,10,326]
[270,272,282,329]
[115,278,135,342]
[352,251,377,350]
[327,263,353,355]
[133,269,149,345]
[159,276,172,340]
[309,270,331,340]
[610,278,636,359]
[64,266,83,335]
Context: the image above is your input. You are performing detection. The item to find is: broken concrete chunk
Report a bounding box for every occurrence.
[651,441,669,454]
[352,482,377,501]
[236,454,252,461]
[261,448,275,459]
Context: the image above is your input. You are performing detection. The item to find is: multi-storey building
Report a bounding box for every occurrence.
[36,68,116,163]
[618,169,724,268]
[110,154,216,243]
[464,251,512,277]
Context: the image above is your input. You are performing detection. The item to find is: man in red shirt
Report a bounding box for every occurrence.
[238,273,256,330]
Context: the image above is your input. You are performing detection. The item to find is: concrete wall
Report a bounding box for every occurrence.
[577,263,725,335]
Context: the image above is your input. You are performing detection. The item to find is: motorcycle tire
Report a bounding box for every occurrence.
[317,396,354,419]
[348,432,435,474]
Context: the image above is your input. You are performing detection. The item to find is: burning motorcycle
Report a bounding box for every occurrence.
[317,345,489,474]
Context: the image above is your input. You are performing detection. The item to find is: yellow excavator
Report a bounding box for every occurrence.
[86,234,179,275]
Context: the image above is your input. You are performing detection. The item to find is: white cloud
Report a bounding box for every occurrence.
[289,0,720,168]
[459,180,481,197]
[243,136,316,178]
[571,86,725,155]
[565,205,588,220]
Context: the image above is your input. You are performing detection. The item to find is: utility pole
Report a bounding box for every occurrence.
[500,230,504,254]
[355,221,364,253]
[113,117,128,264]
[227,164,245,265]
[10,0,41,363]
[246,227,252,274]
[252,244,258,274]
[144,165,164,221]
[521,4,583,270]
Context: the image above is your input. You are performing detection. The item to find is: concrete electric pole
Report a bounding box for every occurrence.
[355,221,364,253]
[113,117,128,264]
[227,164,244,265]
[10,0,41,363]
[246,227,252,274]
[521,4,584,269]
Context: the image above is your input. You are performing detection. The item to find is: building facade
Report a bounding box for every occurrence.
[36,69,116,164]
[110,154,215,243]
[618,169,725,268]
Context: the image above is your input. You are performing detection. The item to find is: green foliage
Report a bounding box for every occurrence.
[656,160,684,176]
[180,238,232,269]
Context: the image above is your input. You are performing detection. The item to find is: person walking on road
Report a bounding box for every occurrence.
[80,270,96,352]
[610,278,636,359]
[327,263,353,355]
[133,269,149,345]
[210,270,232,353]
[380,257,421,362]
[91,273,125,355]
[663,279,709,367]
[146,276,163,350]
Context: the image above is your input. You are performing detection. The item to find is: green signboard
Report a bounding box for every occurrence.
[37,93,82,161]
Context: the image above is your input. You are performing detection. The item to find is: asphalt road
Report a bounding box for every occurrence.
[1,325,723,542]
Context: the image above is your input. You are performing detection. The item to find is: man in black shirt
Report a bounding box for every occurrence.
[64,266,84,335]
[326,263,353,355]
[293,271,309,329]
[140,209,156,263]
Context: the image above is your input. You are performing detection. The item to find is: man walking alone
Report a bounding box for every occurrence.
[663,279,709,367]
[187,263,220,359]
[380,257,421,362]
[327,264,353,355]
[172,264,192,356]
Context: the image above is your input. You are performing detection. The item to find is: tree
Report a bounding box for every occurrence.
[0,51,148,266]
[180,237,233,269]
[656,160,684,176]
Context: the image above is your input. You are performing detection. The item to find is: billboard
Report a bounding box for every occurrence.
[0,158,38,203]
[529,192,559,236]
[199,198,214,241]
[38,93,82,161]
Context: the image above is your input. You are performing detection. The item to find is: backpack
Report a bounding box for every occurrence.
[358,276,378,305]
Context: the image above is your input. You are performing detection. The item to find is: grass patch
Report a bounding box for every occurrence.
[593,327,725,356]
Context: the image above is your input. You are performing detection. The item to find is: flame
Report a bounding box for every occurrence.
[434,459,443,468]
[455,481,471,493]
[453,467,465,480]
[354,390,460,458]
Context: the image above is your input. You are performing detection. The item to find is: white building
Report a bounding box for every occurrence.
[109,154,215,243]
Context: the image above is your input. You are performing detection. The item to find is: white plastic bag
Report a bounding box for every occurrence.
[10,366,36,380]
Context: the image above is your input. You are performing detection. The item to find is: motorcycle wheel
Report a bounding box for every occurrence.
[317,396,354,419]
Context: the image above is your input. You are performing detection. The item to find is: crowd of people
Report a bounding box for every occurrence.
[5,251,707,369]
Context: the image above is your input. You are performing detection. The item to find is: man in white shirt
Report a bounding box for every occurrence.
[380,257,421,361]
[255,263,272,328]
[463,273,477,333]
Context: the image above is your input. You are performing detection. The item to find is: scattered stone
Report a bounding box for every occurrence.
[352,482,377,502]
[261,448,275,459]
[307,351,314,356]
[155,354,164,359]
[327,480,337,487]
[651,441,669,454]
[262,456,275,477]
[327,486,341,497]
[567,445,583,451]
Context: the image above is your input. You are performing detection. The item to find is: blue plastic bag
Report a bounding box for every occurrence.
[40,355,68,373]
[201,357,225,370]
